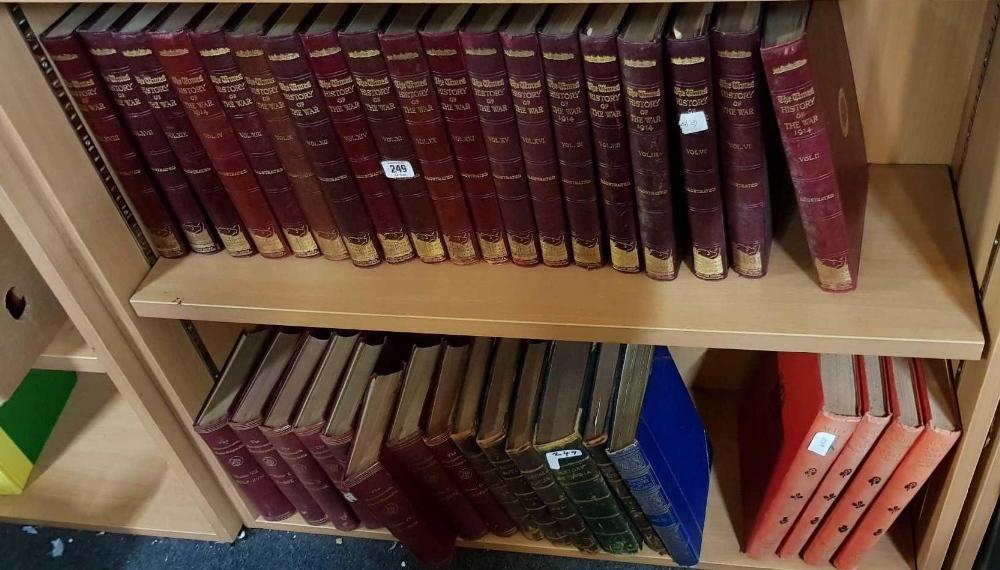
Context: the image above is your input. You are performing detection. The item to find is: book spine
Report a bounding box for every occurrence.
[338,30,448,263]
[499,31,571,267]
[507,442,599,552]
[294,424,382,528]
[667,35,728,280]
[194,419,295,521]
[609,442,698,565]
[459,30,542,267]
[230,420,329,525]
[191,30,334,260]
[424,432,518,537]
[587,439,667,554]
[420,31,510,264]
[779,414,890,559]
[298,31,416,264]
[832,428,960,570]
[539,32,606,270]
[480,439,562,543]
[580,32,642,273]
[746,412,861,559]
[139,30,290,258]
[761,36,856,292]
[60,32,199,258]
[539,434,642,555]
[711,28,772,278]
[617,38,679,280]
[802,420,923,565]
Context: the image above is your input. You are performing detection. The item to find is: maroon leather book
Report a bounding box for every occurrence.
[339,6,448,264]
[460,7,542,267]
[499,6,572,268]
[539,7,605,270]
[380,11,481,265]
[618,5,680,280]
[761,2,868,292]
[668,7,729,280]
[420,10,510,265]
[580,6,642,274]
[711,7,772,278]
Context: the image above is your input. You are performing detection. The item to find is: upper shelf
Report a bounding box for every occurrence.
[131,165,984,360]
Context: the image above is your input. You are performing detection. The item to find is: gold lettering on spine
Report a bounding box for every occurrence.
[199,47,231,57]
[308,46,342,58]
[464,48,496,57]
[610,241,641,273]
[347,49,381,59]
[510,235,541,266]
[426,49,457,57]
[572,240,603,269]
[412,233,447,263]
[157,48,189,58]
[539,238,569,267]
[385,52,418,61]
[235,49,264,58]
[251,230,287,256]
[670,56,705,65]
[584,54,616,64]
[267,52,299,62]
[772,59,807,75]
[814,258,853,290]
[693,248,725,279]
[644,247,676,280]
[315,231,350,261]
[183,226,218,254]
[218,228,254,255]
[345,236,379,266]
[446,234,479,265]
[478,235,509,264]
[734,246,763,277]
[379,233,416,264]
[150,232,184,257]
[50,53,79,62]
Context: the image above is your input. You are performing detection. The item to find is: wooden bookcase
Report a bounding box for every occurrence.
[2,1,1000,569]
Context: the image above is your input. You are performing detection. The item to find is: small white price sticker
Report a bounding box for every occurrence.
[343,492,358,503]
[678,110,709,135]
[545,449,583,470]
[807,432,836,457]
[381,160,415,179]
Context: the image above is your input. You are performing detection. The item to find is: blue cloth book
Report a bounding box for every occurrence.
[606,346,711,567]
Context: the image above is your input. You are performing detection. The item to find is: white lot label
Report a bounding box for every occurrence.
[545,449,583,470]
[807,432,836,457]
[381,160,415,179]
[678,111,709,134]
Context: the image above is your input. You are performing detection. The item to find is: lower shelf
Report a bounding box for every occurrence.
[0,372,217,539]
[248,390,914,569]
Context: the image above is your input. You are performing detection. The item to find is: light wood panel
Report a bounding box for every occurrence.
[0,373,217,539]
[34,322,103,373]
[945,411,1000,570]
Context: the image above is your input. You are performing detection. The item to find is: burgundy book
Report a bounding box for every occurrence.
[295,7,416,264]
[193,327,295,522]
[499,5,572,268]
[80,4,255,257]
[580,5,642,273]
[380,7,481,265]
[230,329,328,525]
[761,1,868,292]
[420,6,511,265]
[618,5,679,280]
[539,5,606,270]
[712,4,772,278]
[339,5,449,264]
[116,5,288,258]
[668,4,729,280]
[460,6,542,267]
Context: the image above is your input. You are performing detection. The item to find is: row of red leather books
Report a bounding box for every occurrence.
[741,354,961,569]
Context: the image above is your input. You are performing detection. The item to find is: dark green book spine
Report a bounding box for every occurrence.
[537,433,642,555]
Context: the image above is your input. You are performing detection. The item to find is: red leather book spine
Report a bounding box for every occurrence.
[261,425,360,530]
[294,424,382,528]
[87,30,255,257]
[194,417,295,521]
[419,31,510,265]
[459,30,542,267]
[539,31,605,269]
[298,31,416,264]
[424,432,518,537]
[580,31,642,273]
[387,433,488,540]
[141,30,290,258]
[617,38,679,280]
[379,31,480,265]
[499,30,571,267]
[59,32,195,258]
[230,420,329,525]
[667,35,728,280]
[711,27,772,278]
[346,461,456,566]
[338,30,448,263]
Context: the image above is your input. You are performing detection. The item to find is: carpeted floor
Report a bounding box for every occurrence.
[0,523,668,569]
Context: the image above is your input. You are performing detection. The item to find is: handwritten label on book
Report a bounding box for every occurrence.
[678,111,709,134]
[545,449,583,470]
[381,160,415,179]
[343,492,358,503]
[808,432,836,457]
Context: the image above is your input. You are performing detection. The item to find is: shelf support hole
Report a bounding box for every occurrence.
[5,287,26,320]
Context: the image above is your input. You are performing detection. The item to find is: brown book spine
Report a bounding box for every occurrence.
[298,30,416,264]
[338,29,448,263]
[499,30,572,267]
[419,31,511,264]
[195,417,295,521]
[580,31,642,273]
[667,34,728,280]
[459,29,542,267]
[137,30,290,258]
[618,36,679,280]
[294,424,382,528]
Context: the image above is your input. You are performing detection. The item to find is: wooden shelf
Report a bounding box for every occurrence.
[132,165,983,360]
[0,373,217,539]
[250,389,913,570]
[33,323,103,373]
